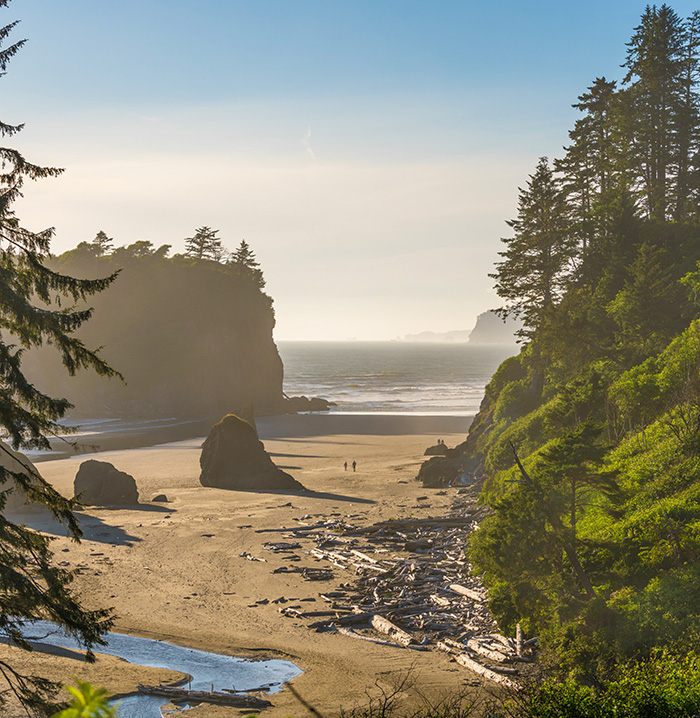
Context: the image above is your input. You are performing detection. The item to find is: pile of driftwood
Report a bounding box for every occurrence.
[258,485,534,687]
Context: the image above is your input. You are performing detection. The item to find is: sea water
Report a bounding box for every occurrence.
[277,341,517,415]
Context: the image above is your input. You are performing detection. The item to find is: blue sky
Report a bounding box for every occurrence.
[5,1,700,339]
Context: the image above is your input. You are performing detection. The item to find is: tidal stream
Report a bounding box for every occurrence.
[24,621,301,717]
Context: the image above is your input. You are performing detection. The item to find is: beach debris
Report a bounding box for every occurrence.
[240,551,267,562]
[244,482,533,687]
[454,653,521,689]
[74,459,139,505]
[199,414,306,491]
[263,541,302,552]
[138,683,272,709]
[370,615,414,646]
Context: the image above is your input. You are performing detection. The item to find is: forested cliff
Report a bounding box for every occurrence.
[20,239,284,418]
[464,5,700,677]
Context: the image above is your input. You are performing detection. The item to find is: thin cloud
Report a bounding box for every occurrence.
[301,126,315,160]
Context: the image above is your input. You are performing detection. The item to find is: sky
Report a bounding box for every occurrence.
[4,0,700,340]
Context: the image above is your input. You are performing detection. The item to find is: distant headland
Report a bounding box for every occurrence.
[402,310,520,345]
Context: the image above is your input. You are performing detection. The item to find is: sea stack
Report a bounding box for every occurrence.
[199,414,305,491]
[74,460,140,505]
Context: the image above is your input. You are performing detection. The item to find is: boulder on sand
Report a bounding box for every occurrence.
[199,414,305,491]
[416,456,458,488]
[74,460,139,505]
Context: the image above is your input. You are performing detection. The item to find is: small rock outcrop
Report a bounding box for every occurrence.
[424,443,449,456]
[284,395,334,413]
[151,494,168,503]
[74,460,139,505]
[416,456,458,488]
[199,414,305,491]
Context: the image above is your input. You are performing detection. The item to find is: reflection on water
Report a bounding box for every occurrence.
[23,621,301,718]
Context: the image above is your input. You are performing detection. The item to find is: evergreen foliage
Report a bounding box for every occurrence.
[230,239,265,288]
[90,231,113,256]
[0,3,117,714]
[184,225,226,261]
[467,3,700,678]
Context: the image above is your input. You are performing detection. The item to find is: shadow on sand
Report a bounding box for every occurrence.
[215,487,375,505]
[0,636,90,662]
[11,506,171,546]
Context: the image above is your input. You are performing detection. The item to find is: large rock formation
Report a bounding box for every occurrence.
[199,414,305,491]
[0,441,44,514]
[19,245,286,418]
[74,460,140,505]
[468,310,521,345]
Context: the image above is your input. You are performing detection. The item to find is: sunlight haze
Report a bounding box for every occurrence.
[7,0,698,339]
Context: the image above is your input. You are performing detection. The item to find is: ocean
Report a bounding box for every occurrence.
[277,341,517,416]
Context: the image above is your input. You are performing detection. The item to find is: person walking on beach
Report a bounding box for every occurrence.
[352,460,356,472]
[344,461,348,471]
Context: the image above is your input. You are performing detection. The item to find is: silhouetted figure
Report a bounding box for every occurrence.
[344,461,347,471]
[352,460,357,472]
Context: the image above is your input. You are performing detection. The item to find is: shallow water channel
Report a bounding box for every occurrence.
[25,621,301,717]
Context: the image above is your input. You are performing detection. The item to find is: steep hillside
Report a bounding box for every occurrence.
[461,5,700,678]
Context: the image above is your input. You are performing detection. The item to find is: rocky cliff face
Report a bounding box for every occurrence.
[20,244,285,418]
[467,310,520,345]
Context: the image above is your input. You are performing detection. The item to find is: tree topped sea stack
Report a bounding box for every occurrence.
[199,414,305,491]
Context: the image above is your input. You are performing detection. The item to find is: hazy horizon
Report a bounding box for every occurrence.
[7,0,700,340]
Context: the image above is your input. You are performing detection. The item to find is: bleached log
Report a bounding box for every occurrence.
[516,622,523,656]
[371,615,414,646]
[437,637,466,654]
[455,653,520,689]
[487,633,516,652]
[466,639,509,663]
[430,594,451,608]
[449,584,484,601]
[335,626,427,650]
[307,612,372,628]
[278,607,302,618]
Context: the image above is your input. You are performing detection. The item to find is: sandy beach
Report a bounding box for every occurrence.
[8,413,487,717]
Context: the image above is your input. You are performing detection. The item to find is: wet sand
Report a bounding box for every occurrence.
[8,413,485,718]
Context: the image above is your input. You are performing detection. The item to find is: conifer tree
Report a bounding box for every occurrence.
[90,230,113,256]
[556,77,619,255]
[622,4,687,220]
[674,10,700,219]
[184,225,225,261]
[0,4,118,713]
[491,158,573,339]
[231,239,265,288]
[491,159,574,395]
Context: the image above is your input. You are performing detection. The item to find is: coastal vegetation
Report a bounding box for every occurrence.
[464,2,700,686]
